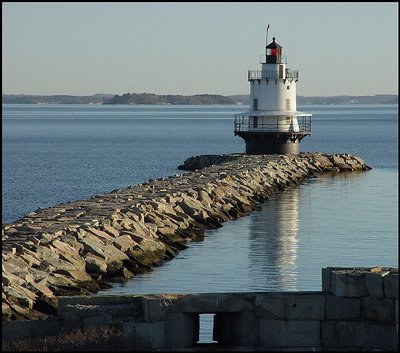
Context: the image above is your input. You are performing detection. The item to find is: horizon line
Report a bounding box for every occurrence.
[2,92,398,98]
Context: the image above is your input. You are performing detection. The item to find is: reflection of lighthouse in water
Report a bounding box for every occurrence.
[248,187,299,291]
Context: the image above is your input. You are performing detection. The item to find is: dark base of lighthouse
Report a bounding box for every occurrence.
[236,132,307,155]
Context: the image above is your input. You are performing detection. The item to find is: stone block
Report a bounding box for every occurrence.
[321,268,331,293]
[141,297,170,322]
[362,297,395,323]
[58,295,143,322]
[82,314,113,330]
[384,273,399,299]
[239,311,259,346]
[365,272,384,297]
[286,294,325,320]
[30,318,62,339]
[2,320,32,341]
[365,323,397,350]
[330,270,368,297]
[280,348,323,352]
[122,321,165,350]
[325,295,361,320]
[58,294,140,307]
[254,294,286,319]
[260,320,320,347]
[165,312,198,348]
[167,293,254,313]
[58,301,142,323]
[259,319,285,347]
[321,321,364,347]
[215,311,259,346]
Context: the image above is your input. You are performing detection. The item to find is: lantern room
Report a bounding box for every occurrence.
[265,37,282,64]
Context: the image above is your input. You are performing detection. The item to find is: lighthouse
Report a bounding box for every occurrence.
[234,34,312,154]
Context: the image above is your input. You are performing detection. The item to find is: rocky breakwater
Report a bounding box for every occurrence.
[2,152,371,320]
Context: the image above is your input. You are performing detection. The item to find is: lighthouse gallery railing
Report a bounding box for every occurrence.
[248,69,299,80]
[234,115,311,134]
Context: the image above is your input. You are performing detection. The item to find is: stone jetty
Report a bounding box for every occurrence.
[2,152,371,320]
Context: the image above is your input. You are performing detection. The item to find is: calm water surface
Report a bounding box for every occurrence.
[2,104,398,297]
[102,169,397,294]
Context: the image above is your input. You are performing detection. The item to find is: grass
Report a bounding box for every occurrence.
[2,325,151,352]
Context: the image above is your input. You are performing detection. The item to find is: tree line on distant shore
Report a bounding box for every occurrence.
[105,93,233,105]
[2,93,397,105]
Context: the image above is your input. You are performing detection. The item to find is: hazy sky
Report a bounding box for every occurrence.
[2,2,398,96]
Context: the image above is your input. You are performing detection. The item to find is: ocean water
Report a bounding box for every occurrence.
[2,104,398,296]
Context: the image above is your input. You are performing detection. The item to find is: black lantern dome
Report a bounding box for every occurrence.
[265,37,282,64]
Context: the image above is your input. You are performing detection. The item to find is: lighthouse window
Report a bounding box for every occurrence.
[287,86,290,90]
[269,48,281,56]
[253,116,258,128]
[253,99,258,111]
[286,99,290,110]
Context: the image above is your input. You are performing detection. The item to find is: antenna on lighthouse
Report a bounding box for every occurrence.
[266,24,270,47]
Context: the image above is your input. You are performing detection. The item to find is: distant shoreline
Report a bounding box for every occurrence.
[2,93,398,105]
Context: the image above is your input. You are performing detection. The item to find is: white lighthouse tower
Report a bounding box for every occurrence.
[234,34,312,154]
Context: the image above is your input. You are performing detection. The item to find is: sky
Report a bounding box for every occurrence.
[2,2,398,97]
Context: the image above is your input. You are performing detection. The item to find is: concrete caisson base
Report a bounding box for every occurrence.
[236,132,301,155]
